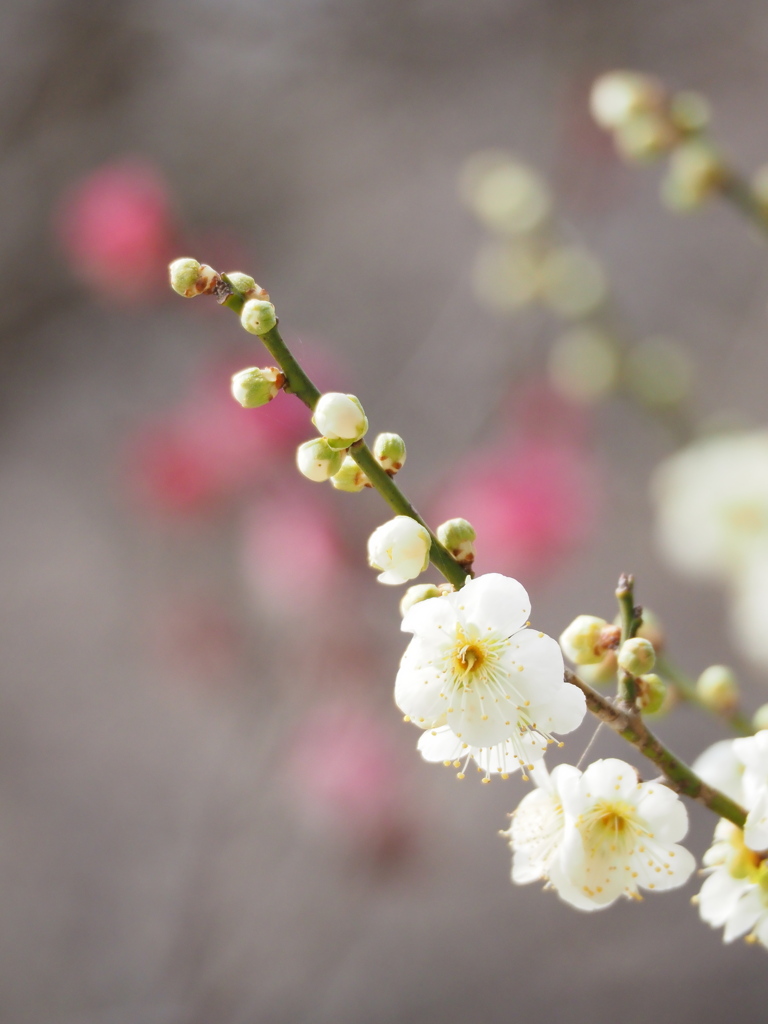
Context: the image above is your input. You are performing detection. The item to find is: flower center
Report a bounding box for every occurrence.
[581,799,637,852]
[455,642,485,674]
[727,826,768,888]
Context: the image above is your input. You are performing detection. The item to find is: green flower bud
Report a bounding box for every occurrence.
[230,366,285,408]
[471,240,542,312]
[373,433,407,473]
[296,438,345,482]
[637,673,667,716]
[560,615,618,666]
[436,518,477,567]
[589,71,666,130]
[169,257,218,297]
[331,455,368,493]
[752,704,768,732]
[459,151,551,235]
[696,665,739,714]
[613,113,676,162]
[241,298,278,336]
[579,650,619,686]
[399,583,442,617]
[312,393,368,450]
[226,271,257,296]
[548,326,619,404]
[669,91,711,134]
[539,246,606,319]
[618,637,656,677]
[661,141,726,211]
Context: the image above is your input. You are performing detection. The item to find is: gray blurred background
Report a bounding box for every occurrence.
[3,0,768,1021]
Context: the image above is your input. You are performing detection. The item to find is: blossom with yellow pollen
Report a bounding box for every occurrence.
[698,820,768,948]
[507,757,696,909]
[395,573,586,777]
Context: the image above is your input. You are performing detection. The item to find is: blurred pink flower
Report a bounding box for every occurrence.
[125,352,308,518]
[55,158,176,301]
[287,702,414,861]
[241,486,346,617]
[430,385,600,577]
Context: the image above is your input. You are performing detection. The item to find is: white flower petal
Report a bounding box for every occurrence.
[745,787,768,851]
[454,573,531,636]
[692,740,745,805]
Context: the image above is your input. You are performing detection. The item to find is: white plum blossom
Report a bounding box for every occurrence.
[695,734,768,949]
[312,392,368,449]
[730,549,768,670]
[506,757,696,910]
[733,733,768,852]
[695,734,768,852]
[395,573,586,772]
[698,820,768,949]
[368,516,431,585]
[653,431,768,584]
[692,739,746,805]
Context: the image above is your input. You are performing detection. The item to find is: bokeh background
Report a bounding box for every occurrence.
[3,0,768,1021]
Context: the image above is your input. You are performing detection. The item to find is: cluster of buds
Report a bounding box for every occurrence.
[295,394,370,483]
[560,611,669,715]
[170,259,285,410]
[461,152,606,321]
[590,71,728,212]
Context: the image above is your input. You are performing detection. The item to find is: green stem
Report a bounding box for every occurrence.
[566,670,747,829]
[719,172,768,239]
[218,276,469,591]
[615,573,642,708]
[657,655,753,737]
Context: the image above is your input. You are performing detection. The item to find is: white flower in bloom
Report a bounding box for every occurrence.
[312,393,368,450]
[395,573,586,766]
[558,758,696,908]
[506,758,695,910]
[692,739,746,805]
[733,733,768,852]
[368,516,431,585]
[503,762,596,910]
[698,820,768,949]
[653,431,768,583]
[730,549,768,669]
[417,712,581,782]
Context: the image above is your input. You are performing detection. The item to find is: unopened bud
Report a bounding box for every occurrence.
[169,257,218,297]
[331,455,368,493]
[312,393,368,450]
[580,650,619,686]
[459,151,551,235]
[241,298,278,336]
[752,704,768,732]
[368,516,431,585]
[559,615,612,665]
[436,518,476,567]
[539,246,606,319]
[618,637,656,677]
[669,91,711,134]
[548,326,619,404]
[662,141,726,211]
[226,272,257,296]
[589,71,665,130]
[373,433,406,473]
[613,113,676,162]
[637,673,667,715]
[231,366,284,408]
[296,438,345,482]
[696,665,739,713]
[400,583,442,617]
